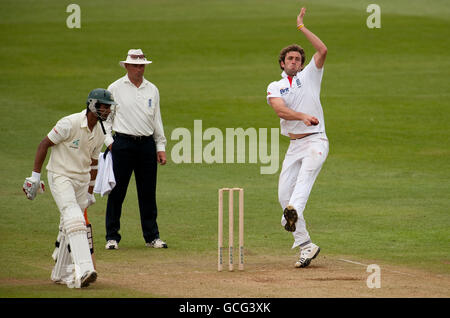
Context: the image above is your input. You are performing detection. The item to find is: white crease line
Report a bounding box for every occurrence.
[338,259,368,267]
[338,258,416,277]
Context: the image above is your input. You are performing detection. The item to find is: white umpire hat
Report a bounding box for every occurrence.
[119,49,152,68]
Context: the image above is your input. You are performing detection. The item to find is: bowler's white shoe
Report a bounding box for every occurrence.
[105,240,119,250]
[295,243,320,268]
[146,238,168,248]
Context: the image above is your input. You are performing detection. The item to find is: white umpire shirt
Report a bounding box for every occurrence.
[104,74,167,152]
[266,55,326,137]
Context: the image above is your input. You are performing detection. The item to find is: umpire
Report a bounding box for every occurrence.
[104,49,168,250]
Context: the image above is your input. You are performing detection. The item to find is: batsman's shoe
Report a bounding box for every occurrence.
[295,243,320,268]
[283,205,298,232]
[80,270,97,288]
[105,240,119,250]
[67,270,97,288]
[146,238,168,249]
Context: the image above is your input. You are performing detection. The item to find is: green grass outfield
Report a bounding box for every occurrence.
[0,0,449,297]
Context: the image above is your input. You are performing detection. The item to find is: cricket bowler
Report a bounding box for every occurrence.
[23,88,116,288]
[266,7,329,268]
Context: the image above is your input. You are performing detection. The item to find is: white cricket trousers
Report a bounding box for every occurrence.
[278,133,329,248]
[47,172,94,277]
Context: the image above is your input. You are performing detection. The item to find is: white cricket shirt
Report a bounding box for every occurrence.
[104,75,167,152]
[47,110,105,182]
[266,56,326,137]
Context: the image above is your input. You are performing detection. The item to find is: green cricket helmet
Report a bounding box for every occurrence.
[86,88,117,130]
[86,88,116,108]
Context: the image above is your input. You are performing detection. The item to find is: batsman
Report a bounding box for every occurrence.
[23,88,116,288]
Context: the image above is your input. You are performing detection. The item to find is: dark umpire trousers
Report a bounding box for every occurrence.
[105,133,160,244]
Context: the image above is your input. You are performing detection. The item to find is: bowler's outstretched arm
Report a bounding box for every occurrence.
[297,7,327,69]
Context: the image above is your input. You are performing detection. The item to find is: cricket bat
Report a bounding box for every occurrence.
[83,208,96,269]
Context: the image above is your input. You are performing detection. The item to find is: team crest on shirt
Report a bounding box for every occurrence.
[70,139,80,149]
[148,98,152,108]
[296,78,302,88]
[280,87,289,95]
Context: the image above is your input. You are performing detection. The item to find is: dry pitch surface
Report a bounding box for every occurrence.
[4,254,448,298]
[102,255,449,298]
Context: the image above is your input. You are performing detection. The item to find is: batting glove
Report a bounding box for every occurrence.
[87,192,96,207]
[23,172,45,200]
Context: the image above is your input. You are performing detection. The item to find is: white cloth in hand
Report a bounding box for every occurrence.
[94,151,116,197]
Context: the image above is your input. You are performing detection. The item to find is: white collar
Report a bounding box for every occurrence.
[281,70,302,79]
[123,74,149,87]
[80,109,88,128]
